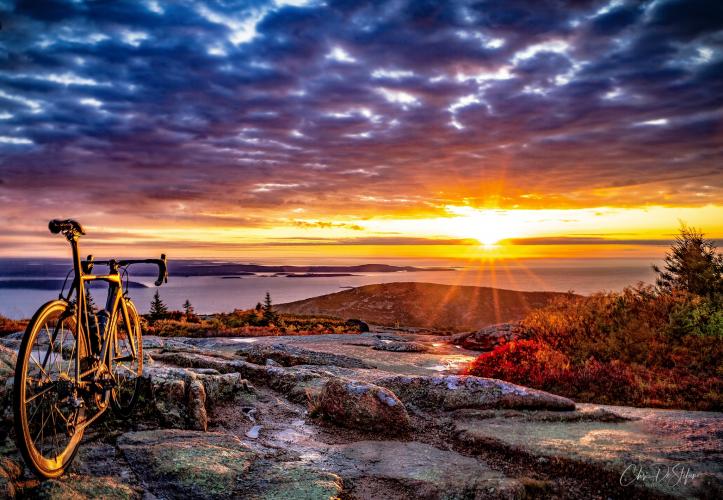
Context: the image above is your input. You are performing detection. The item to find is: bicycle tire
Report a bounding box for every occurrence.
[13,300,86,479]
[109,299,143,418]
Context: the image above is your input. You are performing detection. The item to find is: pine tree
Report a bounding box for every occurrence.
[182,299,195,317]
[261,292,278,325]
[653,224,723,300]
[85,286,98,313]
[149,290,169,322]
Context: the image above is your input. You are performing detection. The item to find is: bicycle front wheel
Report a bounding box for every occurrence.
[110,299,143,418]
[13,300,86,479]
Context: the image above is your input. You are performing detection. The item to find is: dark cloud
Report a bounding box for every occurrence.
[590,4,642,35]
[0,0,721,235]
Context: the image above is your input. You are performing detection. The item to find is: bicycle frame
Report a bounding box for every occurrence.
[50,228,166,429]
[50,235,131,429]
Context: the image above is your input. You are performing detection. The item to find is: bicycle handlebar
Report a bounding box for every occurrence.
[84,254,168,286]
[123,254,168,286]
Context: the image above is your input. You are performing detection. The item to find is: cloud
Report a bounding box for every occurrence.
[292,220,364,231]
[0,0,721,241]
[255,236,479,246]
[503,237,673,246]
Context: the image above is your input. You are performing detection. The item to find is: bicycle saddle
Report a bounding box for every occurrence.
[48,219,86,236]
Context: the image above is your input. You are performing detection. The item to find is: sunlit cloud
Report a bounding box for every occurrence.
[326,46,356,63]
[0,0,721,259]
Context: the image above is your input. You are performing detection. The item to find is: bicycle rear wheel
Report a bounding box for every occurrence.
[110,299,143,418]
[13,300,86,479]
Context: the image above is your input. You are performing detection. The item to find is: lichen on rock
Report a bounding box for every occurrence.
[325,440,523,499]
[118,429,343,499]
[0,456,22,499]
[36,476,139,499]
[372,340,428,352]
[0,345,17,441]
[237,343,373,369]
[376,374,575,411]
[143,364,255,430]
[313,378,411,433]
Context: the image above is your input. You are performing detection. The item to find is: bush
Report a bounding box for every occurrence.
[0,314,27,336]
[668,295,723,339]
[467,340,568,387]
[142,311,363,338]
[465,285,722,410]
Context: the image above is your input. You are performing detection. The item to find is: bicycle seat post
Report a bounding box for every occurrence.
[70,235,83,281]
[48,219,86,281]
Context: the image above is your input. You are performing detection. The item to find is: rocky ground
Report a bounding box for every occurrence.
[1,329,721,499]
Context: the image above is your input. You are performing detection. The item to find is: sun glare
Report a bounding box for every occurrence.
[444,206,521,246]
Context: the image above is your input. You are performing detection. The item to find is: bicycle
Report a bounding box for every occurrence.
[13,219,167,479]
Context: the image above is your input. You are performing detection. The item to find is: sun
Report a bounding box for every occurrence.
[444,206,519,246]
[468,218,511,246]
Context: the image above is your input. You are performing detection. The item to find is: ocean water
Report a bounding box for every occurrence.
[0,259,660,319]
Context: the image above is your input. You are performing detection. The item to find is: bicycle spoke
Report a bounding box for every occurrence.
[44,325,55,372]
[66,337,77,374]
[30,355,50,381]
[53,405,69,425]
[27,396,45,424]
[25,384,55,404]
[57,323,67,372]
[50,406,60,457]
[34,407,50,446]
[116,363,137,376]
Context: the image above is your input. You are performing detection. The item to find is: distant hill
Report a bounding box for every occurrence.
[276,282,573,331]
[0,259,452,278]
[0,279,148,290]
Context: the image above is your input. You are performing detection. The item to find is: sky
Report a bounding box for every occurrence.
[0,0,721,262]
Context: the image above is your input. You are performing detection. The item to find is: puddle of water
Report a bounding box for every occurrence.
[299,450,323,461]
[432,343,442,347]
[380,339,392,344]
[275,428,310,443]
[426,355,475,373]
[268,421,324,464]
[230,338,258,343]
[246,425,262,439]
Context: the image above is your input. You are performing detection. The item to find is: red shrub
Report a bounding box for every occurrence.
[466,340,569,389]
[465,336,721,410]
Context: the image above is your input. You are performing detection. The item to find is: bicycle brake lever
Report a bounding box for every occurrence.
[82,254,94,274]
[154,253,168,286]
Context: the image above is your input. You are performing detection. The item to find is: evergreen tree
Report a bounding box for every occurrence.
[149,290,169,322]
[182,299,195,317]
[261,292,278,325]
[85,286,98,313]
[653,224,723,300]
